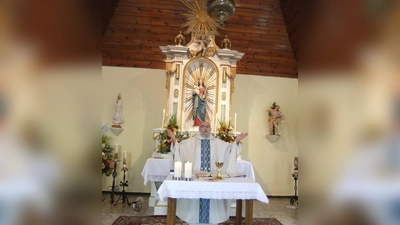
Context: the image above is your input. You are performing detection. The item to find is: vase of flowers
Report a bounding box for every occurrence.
[158,114,188,154]
[216,120,235,143]
[102,134,114,176]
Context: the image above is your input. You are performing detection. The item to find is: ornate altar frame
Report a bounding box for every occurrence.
[160,32,244,132]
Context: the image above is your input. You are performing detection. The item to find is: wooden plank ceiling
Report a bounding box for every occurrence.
[102,0,298,78]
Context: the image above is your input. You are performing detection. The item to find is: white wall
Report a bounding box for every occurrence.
[102,66,298,195]
[232,75,298,195]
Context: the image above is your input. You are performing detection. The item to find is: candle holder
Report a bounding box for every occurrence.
[110,160,118,204]
[290,173,298,205]
[114,162,130,206]
[173,176,182,180]
[215,162,224,180]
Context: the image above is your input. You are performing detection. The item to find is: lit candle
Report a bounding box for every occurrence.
[214,114,217,132]
[184,162,192,178]
[234,113,237,133]
[174,161,182,178]
[114,144,119,160]
[162,109,165,128]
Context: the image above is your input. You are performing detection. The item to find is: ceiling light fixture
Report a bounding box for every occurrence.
[206,0,236,27]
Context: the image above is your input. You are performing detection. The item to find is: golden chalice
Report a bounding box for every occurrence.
[215,162,224,180]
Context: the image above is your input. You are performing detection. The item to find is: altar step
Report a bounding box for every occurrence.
[153,199,238,216]
[154,199,168,215]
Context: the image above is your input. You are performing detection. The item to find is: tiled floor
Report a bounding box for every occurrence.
[102,193,298,225]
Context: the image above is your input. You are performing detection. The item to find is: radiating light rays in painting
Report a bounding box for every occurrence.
[184,60,216,124]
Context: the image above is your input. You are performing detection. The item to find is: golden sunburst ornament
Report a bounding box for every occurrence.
[181,0,223,37]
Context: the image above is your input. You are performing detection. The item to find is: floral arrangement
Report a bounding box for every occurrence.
[158,114,188,154]
[102,133,114,176]
[216,120,235,143]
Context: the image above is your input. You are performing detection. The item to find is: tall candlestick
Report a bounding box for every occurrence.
[234,113,237,133]
[162,109,165,128]
[184,162,192,178]
[174,161,182,178]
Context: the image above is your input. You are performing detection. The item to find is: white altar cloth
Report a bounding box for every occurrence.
[141,158,255,185]
[158,176,268,203]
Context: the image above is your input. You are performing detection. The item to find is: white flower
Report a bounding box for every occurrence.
[102,143,105,148]
[102,152,105,156]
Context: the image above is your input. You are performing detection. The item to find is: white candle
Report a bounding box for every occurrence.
[114,144,119,160]
[234,113,237,133]
[174,161,182,178]
[184,162,192,178]
[123,151,127,161]
[214,120,217,133]
[162,109,165,127]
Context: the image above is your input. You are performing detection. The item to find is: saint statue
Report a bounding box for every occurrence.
[221,35,231,49]
[193,79,207,126]
[174,31,185,46]
[194,35,208,56]
[268,102,283,135]
[112,93,124,128]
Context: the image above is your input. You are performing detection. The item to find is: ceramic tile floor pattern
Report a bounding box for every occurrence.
[102,194,298,225]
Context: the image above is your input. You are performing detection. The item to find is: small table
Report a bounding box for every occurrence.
[157,176,268,225]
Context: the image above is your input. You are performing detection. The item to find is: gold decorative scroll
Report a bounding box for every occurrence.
[223,68,227,83]
[167,65,177,77]
[174,89,179,98]
[165,63,178,89]
[153,133,160,140]
[175,65,180,80]
[205,47,216,57]
[224,67,236,93]
[165,72,170,89]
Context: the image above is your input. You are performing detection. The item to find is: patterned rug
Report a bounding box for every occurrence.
[112,216,283,225]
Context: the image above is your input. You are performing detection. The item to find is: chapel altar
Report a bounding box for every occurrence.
[152,32,245,151]
[146,30,248,215]
[158,32,244,131]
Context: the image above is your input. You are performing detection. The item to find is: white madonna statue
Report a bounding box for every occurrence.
[112,93,124,128]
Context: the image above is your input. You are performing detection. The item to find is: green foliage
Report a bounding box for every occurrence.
[102,134,114,176]
[216,120,235,143]
[158,114,188,154]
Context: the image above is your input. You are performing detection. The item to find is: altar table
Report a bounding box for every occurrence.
[157,176,268,225]
[141,157,255,184]
[141,157,256,207]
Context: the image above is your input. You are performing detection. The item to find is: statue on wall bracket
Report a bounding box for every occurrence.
[266,102,284,142]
